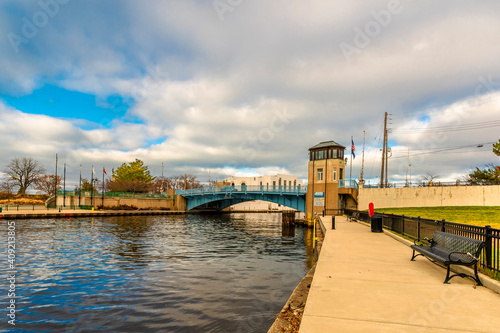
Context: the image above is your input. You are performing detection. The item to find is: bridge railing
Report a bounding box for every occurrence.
[339,179,358,190]
[176,185,308,196]
[56,190,174,199]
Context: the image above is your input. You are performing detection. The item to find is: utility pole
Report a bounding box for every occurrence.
[405,143,410,186]
[360,130,365,182]
[350,135,353,185]
[385,122,389,188]
[380,112,387,188]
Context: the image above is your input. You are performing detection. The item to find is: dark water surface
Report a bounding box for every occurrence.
[1,213,314,332]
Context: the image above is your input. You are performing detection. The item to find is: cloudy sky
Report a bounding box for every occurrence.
[1,0,500,188]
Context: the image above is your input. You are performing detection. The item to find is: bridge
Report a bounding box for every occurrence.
[176,185,307,211]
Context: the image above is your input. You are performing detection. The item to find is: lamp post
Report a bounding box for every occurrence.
[409,164,412,186]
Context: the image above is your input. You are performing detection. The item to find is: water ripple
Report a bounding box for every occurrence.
[0,213,313,332]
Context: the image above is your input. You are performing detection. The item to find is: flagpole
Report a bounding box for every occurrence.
[361,130,365,182]
[54,154,58,209]
[63,163,66,207]
[91,165,94,208]
[102,167,105,207]
[79,164,82,207]
[350,136,353,186]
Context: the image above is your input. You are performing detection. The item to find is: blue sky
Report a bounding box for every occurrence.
[1,84,134,127]
[1,0,500,188]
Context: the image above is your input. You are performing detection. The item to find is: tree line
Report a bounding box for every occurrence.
[465,140,500,185]
[1,157,202,196]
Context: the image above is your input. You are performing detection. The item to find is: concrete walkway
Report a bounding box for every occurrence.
[299,216,500,333]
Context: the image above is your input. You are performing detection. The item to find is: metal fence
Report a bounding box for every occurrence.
[362,181,498,189]
[339,179,359,190]
[324,209,345,216]
[56,191,174,199]
[0,205,87,211]
[345,209,500,274]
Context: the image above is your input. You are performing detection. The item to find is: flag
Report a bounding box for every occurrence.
[351,139,356,159]
[92,166,95,174]
[103,167,107,175]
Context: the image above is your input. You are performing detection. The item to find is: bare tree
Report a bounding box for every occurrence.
[35,175,61,195]
[0,178,16,202]
[422,172,439,182]
[4,157,46,195]
[167,175,182,190]
[152,176,168,194]
[419,172,439,186]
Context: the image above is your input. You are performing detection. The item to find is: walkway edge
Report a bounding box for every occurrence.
[267,265,316,333]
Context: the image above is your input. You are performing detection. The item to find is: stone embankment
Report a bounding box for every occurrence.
[0,209,184,219]
[268,217,324,332]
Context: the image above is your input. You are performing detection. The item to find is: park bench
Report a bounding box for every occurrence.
[348,212,358,222]
[410,231,485,285]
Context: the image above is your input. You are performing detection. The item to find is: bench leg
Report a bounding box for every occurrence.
[444,263,483,286]
[444,265,452,284]
[410,249,423,261]
[473,263,483,286]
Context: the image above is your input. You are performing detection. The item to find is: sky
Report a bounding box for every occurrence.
[1,0,500,189]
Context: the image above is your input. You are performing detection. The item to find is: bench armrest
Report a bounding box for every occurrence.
[448,251,480,262]
[413,237,433,246]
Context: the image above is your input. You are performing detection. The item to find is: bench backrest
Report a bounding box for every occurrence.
[433,231,485,256]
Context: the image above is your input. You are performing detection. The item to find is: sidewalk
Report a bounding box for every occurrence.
[299,216,500,333]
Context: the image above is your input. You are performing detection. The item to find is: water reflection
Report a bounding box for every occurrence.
[282,223,296,239]
[0,213,313,332]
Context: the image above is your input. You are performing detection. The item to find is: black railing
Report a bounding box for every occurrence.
[345,209,500,273]
[323,209,344,216]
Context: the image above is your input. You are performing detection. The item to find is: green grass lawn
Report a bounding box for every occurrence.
[374,206,500,229]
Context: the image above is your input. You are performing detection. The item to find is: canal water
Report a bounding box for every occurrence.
[1,213,314,332]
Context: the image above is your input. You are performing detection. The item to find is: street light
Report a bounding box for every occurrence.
[409,164,412,186]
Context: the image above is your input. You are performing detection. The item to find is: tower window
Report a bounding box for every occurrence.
[317,168,324,181]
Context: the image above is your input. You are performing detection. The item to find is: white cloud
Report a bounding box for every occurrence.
[0,0,500,185]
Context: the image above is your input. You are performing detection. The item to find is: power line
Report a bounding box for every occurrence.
[391,94,500,122]
[391,142,495,159]
[392,119,500,133]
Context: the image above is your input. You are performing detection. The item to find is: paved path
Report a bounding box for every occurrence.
[299,216,500,333]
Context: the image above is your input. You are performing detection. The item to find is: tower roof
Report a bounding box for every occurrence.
[309,140,345,150]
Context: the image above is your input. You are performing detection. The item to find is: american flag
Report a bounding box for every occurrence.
[351,139,356,159]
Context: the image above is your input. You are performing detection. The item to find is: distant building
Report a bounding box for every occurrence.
[222,174,304,211]
[223,174,303,189]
